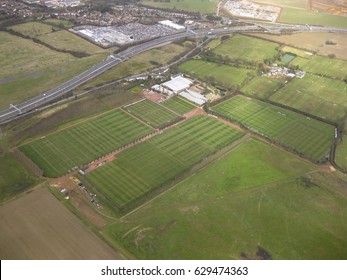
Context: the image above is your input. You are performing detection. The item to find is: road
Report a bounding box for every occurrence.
[0,23,346,124]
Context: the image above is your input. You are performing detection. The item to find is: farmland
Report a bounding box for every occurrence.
[142,0,218,13]
[19,109,153,178]
[0,188,122,259]
[240,76,286,99]
[335,138,347,171]
[278,7,347,28]
[0,31,106,110]
[212,95,335,161]
[212,34,279,63]
[102,139,347,259]
[9,22,107,55]
[270,74,347,122]
[179,59,256,89]
[0,153,41,202]
[292,56,347,79]
[78,43,189,92]
[124,99,180,128]
[252,32,347,60]
[162,96,196,115]
[85,115,244,210]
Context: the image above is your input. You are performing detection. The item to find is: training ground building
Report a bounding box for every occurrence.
[151,74,208,106]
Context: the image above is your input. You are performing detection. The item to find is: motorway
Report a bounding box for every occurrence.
[1,23,346,124]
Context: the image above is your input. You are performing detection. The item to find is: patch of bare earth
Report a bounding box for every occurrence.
[0,188,123,259]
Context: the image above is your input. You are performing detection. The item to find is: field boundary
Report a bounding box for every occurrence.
[13,148,43,177]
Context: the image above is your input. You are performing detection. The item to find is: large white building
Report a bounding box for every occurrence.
[161,75,193,94]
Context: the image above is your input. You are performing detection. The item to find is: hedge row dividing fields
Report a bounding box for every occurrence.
[212,95,335,162]
[124,99,181,128]
[19,110,153,178]
[85,115,245,211]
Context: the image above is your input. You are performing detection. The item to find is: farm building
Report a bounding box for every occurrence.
[161,75,193,94]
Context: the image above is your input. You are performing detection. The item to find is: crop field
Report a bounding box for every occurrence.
[212,35,279,63]
[85,115,244,210]
[179,59,256,89]
[252,32,347,60]
[0,31,105,110]
[142,0,218,13]
[124,99,180,128]
[270,74,347,122]
[278,8,347,28]
[240,76,286,99]
[78,43,188,92]
[292,56,347,79]
[250,0,307,9]
[19,109,153,178]
[0,188,122,259]
[162,96,196,115]
[101,140,347,260]
[212,95,335,161]
[0,153,41,202]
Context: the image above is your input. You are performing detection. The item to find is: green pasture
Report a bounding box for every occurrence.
[102,140,347,259]
[279,8,347,28]
[0,31,106,110]
[19,110,153,178]
[335,137,347,171]
[270,74,347,122]
[212,34,279,63]
[179,59,255,89]
[37,30,106,55]
[292,56,347,80]
[9,22,57,37]
[141,0,218,13]
[124,99,180,128]
[240,76,286,99]
[85,115,244,209]
[0,153,41,202]
[162,97,196,115]
[78,43,188,91]
[43,19,75,29]
[251,0,307,9]
[212,95,335,161]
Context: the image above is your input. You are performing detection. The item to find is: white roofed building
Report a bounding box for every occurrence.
[161,75,193,94]
[159,20,186,31]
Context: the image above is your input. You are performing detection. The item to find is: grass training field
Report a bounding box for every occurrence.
[212,95,335,161]
[292,56,347,80]
[85,115,245,210]
[124,99,180,128]
[179,59,256,89]
[142,0,218,13]
[0,153,41,202]
[162,96,196,115]
[212,35,279,63]
[0,31,105,110]
[270,74,347,122]
[101,139,347,259]
[278,7,347,28]
[0,188,122,259]
[240,76,286,99]
[280,53,296,64]
[19,109,153,178]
